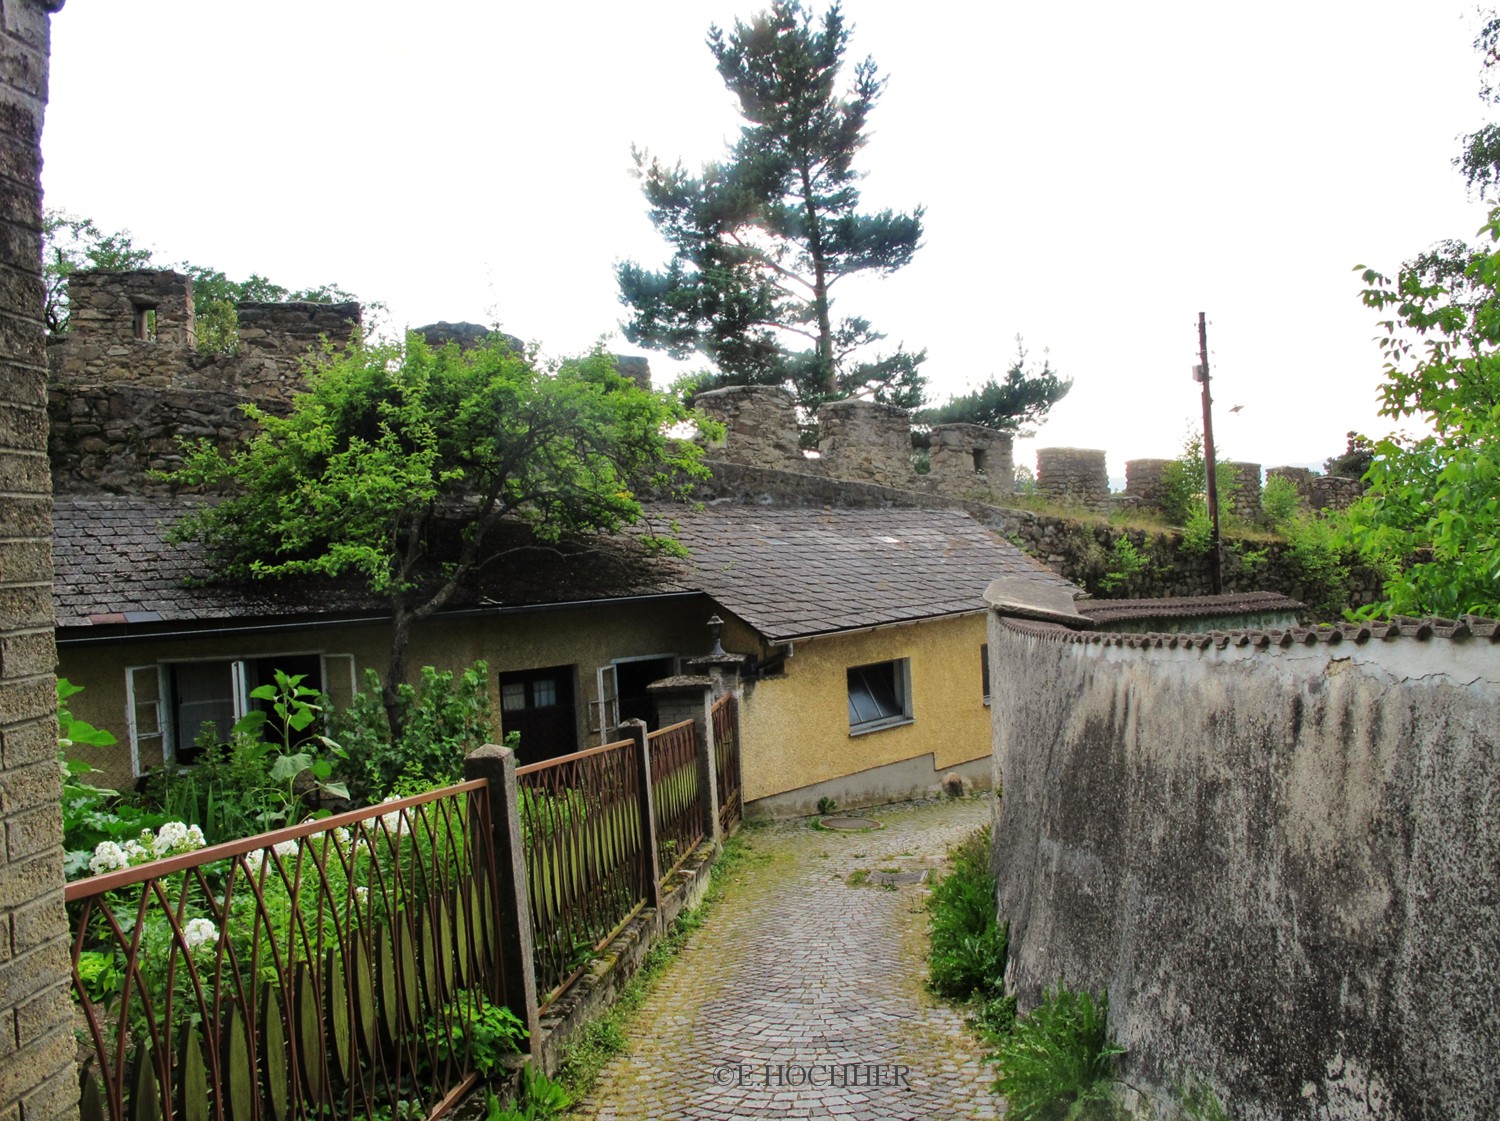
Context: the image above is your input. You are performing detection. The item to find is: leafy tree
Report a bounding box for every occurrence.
[1349,229,1500,617]
[166,333,708,736]
[1322,431,1376,479]
[618,1,926,417]
[43,210,152,334]
[918,338,1071,435]
[42,208,355,352]
[1340,16,1500,618]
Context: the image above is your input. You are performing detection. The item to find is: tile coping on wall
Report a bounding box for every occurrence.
[993,613,1500,648]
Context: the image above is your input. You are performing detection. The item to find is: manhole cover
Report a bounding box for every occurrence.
[868,869,928,886]
[820,816,883,831]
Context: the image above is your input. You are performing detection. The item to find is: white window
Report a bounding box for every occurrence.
[847,659,913,734]
[125,653,350,774]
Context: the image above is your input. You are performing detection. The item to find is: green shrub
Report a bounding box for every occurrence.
[991,984,1125,1120]
[1098,537,1150,594]
[1282,512,1350,616]
[422,990,525,1075]
[1160,433,1237,528]
[1180,501,1215,556]
[327,662,496,800]
[928,827,1008,999]
[1259,473,1302,528]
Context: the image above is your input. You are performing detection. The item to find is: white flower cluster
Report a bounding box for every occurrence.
[379,798,411,837]
[182,917,219,952]
[88,821,206,876]
[152,821,207,857]
[244,839,300,874]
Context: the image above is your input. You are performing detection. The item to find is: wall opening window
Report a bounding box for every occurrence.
[973,448,987,474]
[847,658,912,734]
[132,301,158,341]
[981,643,991,705]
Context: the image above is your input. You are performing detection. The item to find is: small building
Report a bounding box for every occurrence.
[53,495,1076,816]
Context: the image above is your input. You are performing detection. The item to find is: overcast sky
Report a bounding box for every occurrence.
[41,1,1495,481]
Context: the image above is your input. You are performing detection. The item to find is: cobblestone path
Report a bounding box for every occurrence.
[574,797,1001,1121]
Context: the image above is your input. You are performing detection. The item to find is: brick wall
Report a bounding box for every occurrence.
[0,3,78,1120]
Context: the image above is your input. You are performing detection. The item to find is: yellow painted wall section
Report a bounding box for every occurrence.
[59,595,716,789]
[737,612,991,802]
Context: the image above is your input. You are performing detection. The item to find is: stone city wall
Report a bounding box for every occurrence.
[988,612,1500,1120]
[690,385,1015,503]
[47,270,360,491]
[0,2,83,1120]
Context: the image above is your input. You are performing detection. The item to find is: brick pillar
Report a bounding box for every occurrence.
[0,4,78,1121]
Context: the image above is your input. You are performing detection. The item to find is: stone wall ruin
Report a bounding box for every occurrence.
[47,270,361,492]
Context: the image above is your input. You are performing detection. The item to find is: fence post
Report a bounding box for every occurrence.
[463,744,542,1061]
[619,719,664,915]
[647,676,721,847]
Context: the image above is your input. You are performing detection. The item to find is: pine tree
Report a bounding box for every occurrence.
[618,1,925,417]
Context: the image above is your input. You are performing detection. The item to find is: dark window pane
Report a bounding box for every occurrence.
[847,662,902,727]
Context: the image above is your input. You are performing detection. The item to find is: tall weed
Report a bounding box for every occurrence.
[928,827,1008,999]
[991,984,1125,1121]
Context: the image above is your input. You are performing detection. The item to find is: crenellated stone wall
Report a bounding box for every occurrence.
[1036,447,1109,513]
[47,270,362,492]
[692,385,808,471]
[1225,460,1262,523]
[927,422,1013,496]
[689,386,1015,501]
[816,398,914,487]
[1123,458,1171,509]
[1267,465,1366,514]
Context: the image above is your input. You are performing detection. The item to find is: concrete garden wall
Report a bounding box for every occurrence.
[987,612,1500,1120]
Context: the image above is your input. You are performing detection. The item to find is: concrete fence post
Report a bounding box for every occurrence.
[462,744,541,1061]
[619,719,664,916]
[647,676,722,847]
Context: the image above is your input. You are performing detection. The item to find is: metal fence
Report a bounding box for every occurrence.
[515,739,649,1008]
[647,719,704,881]
[712,693,743,834]
[67,782,506,1121]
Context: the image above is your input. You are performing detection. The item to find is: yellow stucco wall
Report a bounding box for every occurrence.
[59,596,716,789]
[737,612,992,802]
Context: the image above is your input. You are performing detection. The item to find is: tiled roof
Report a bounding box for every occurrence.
[659,502,1078,642]
[51,496,692,629]
[1075,591,1303,626]
[52,495,1074,639]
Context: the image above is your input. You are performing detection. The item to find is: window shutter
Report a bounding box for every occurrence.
[125,665,164,776]
[594,664,620,734]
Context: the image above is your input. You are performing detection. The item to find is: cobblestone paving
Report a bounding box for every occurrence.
[575,797,1001,1120]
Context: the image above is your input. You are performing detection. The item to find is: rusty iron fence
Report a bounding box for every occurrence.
[66,782,508,1121]
[647,719,704,881]
[712,693,743,834]
[515,739,649,1008]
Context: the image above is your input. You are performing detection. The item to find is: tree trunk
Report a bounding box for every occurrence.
[383,606,414,743]
[800,168,836,396]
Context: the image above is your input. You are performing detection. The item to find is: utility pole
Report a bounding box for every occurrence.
[1195,312,1223,594]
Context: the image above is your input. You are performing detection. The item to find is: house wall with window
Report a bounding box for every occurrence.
[58,595,716,789]
[737,612,994,814]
